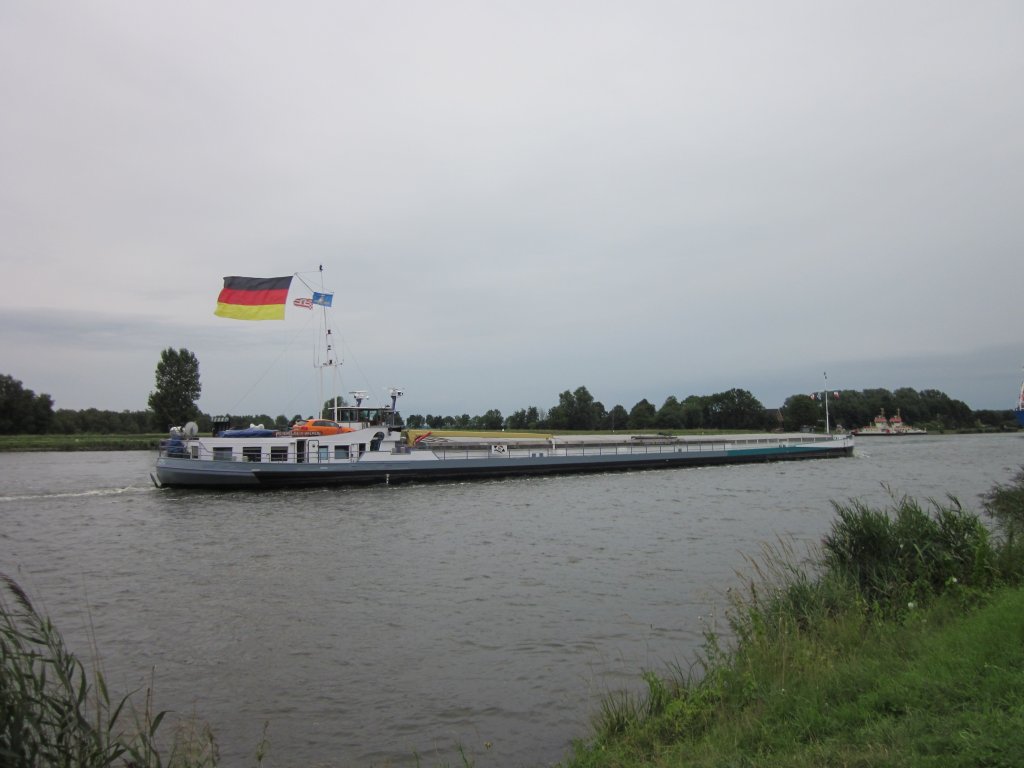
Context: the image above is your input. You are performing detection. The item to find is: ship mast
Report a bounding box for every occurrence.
[296,265,340,420]
[319,265,340,420]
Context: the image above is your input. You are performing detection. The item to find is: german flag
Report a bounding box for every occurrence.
[214,276,293,320]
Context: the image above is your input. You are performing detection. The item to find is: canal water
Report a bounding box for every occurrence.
[1,434,1021,766]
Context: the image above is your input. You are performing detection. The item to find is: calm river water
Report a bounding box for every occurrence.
[1,434,1022,766]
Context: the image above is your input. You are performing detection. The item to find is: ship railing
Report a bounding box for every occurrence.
[426,433,845,461]
[157,443,358,463]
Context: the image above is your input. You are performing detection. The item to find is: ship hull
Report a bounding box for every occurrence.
[154,434,855,489]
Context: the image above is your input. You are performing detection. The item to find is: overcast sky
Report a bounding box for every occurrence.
[2,1,1022,421]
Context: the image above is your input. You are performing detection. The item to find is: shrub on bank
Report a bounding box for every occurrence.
[983,467,1024,582]
[821,493,996,614]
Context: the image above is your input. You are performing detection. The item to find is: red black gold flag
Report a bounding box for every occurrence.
[214,276,293,320]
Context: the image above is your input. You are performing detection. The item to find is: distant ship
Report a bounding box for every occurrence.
[1016,375,1024,427]
[852,409,927,436]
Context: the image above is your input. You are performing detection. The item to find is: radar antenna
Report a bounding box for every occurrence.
[388,387,404,427]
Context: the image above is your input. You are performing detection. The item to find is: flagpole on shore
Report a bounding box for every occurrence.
[824,371,830,434]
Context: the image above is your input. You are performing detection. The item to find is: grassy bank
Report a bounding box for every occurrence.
[0,434,165,452]
[564,584,1024,768]
[3,473,1024,766]
[562,476,1024,768]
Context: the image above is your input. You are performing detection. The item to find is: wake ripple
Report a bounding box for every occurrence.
[0,485,154,503]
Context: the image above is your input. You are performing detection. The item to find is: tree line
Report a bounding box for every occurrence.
[404,384,1012,433]
[403,386,777,431]
[781,387,994,432]
[0,347,1018,435]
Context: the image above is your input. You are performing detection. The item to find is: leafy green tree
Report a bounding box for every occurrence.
[507,406,545,430]
[0,374,54,434]
[863,388,896,424]
[919,388,972,429]
[655,396,684,429]
[506,408,528,429]
[0,374,29,433]
[893,387,924,424]
[705,388,767,430]
[829,389,868,429]
[547,392,572,430]
[477,409,504,430]
[680,396,706,429]
[530,406,548,429]
[629,398,656,428]
[0,374,24,433]
[51,409,81,433]
[148,348,201,431]
[569,387,601,429]
[575,387,598,429]
[548,387,600,430]
[31,392,54,434]
[602,404,629,431]
[782,394,820,431]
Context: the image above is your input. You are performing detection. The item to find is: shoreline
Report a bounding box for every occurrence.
[0,434,165,452]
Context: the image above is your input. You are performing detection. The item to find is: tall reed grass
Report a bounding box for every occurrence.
[983,467,1024,580]
[0,572,221,768]
[821,491,996,614]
